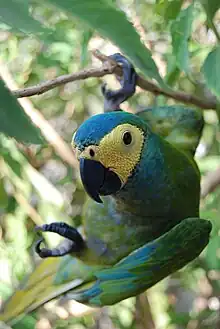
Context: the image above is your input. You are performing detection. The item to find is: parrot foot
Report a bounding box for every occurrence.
[35,222,85,258]
[101,53,137,112]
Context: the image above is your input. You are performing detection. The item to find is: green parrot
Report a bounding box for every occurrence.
[0,54,211,324]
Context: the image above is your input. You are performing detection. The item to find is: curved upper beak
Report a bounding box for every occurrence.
[79,158,122,203]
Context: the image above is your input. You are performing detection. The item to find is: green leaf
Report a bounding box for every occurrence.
[170,4,194,72]
[165,55,181,86]
[1,151,23,178]
[13,315,37,329]
[81,28,94,67]
[0,80,44,144]
[164,0,184,21]
[0,0,46,34]
[0,177,8,209]
[156,0,184,22]
[205,234,220,270]
[199,0,220,21]
[201,46,220,98]
[44,0,164,86]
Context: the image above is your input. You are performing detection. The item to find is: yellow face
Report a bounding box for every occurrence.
[72,123,145,185]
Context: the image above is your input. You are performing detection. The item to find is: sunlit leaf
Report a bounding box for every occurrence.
[170,4,194,72]
[202,46,220,98]
[0,80,44,144]
[44,0,164,86]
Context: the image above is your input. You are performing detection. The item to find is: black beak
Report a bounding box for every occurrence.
[79,158,122,203]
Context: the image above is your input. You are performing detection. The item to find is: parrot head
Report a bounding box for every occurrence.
[72,112,147,203]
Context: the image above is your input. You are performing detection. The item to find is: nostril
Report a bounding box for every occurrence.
[89,149,95,157]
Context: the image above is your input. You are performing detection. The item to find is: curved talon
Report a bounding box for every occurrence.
[35,237,78,258]
[106,53,137,90]
[35,237,44,252]
[102,53,137,112]
[34,222,85,258]
[35,237,50,258]
[35,223,83,243]
[109,53,131,64]
[109,53,136,88]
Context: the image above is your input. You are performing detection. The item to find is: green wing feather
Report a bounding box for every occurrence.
[0,217,211,323]
[137,106,204,155]
[61,217,211,306]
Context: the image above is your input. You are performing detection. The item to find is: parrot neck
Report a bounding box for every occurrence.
[114,133,167,217]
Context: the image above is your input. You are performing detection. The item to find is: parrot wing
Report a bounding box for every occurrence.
[68,217,211,306]
[0,217,211,324]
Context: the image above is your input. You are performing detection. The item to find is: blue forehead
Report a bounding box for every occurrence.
[74,111,146,149]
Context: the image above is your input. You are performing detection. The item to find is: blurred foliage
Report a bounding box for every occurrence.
[0,0,220,329]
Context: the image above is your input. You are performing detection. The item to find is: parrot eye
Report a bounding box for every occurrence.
[89,148,95,157]
[122,131,132,145]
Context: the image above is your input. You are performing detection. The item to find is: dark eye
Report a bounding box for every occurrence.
[122,131,132,145]
[89,148,95,157]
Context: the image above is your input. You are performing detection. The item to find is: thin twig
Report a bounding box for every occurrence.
[12,66,113,98]
[10,50,217,110]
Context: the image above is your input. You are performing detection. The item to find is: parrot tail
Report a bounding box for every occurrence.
[0,257,95,325]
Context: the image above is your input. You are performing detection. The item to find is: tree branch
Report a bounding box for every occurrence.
[135,293,156,329]
[11,50,217,110]
[12,66,113,98]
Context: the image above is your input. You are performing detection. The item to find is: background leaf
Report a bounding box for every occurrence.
[156,0,184,22]
[80,28,94,67]
[199,0,220,21]
[170,4,194,73]
[202,46,220,98]
[45,0,164,86]
[0,80,44,144]
[0,178,8,209]
[0,0,46,34]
